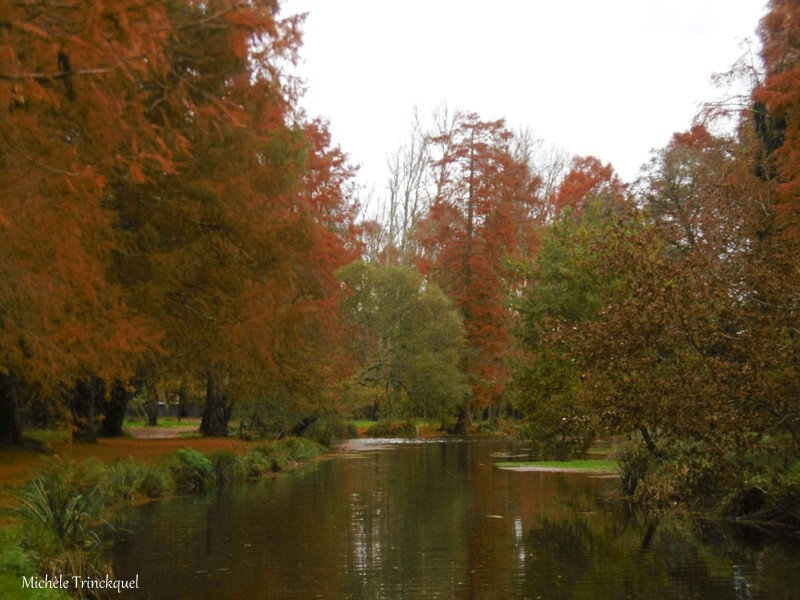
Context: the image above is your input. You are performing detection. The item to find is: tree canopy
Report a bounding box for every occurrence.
[337,261,466,420]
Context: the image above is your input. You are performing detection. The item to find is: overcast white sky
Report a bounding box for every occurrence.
[281,0,767,193]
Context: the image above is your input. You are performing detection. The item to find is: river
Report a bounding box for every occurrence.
[109,438,800,599]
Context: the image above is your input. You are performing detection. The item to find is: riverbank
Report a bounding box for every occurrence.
[0,435,261,505]
[0,437,326,599]
[491,437,800,538]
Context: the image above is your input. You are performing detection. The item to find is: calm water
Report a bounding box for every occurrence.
[110,439,800,599]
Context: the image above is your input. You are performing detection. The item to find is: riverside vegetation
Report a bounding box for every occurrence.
[0,437,323,600]
[2,4,800,596]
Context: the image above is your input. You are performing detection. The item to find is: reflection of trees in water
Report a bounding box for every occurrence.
[518,513,800,600]
[527,519,593,572]
[339,442,475,598]
[110,442,800,600]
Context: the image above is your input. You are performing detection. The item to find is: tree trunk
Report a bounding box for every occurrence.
[177,379,188,423]
[371,396,379,421]
[145,379,159,427]
[489,395,502,426]
[464,136,475,289]
[71,377,103,443]
[640,426,659,456]
[454,403,472,435]
[201,371,230,436]
[100,379,131,437]
[0,373,23,446]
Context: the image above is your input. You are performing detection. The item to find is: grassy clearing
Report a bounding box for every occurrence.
[494,459,619,472]
[351,420,375,430]
[24,429,70,446]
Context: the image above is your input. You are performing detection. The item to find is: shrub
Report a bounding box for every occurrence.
[278,437,322,462]
[233,419,274,441]
[11,458,114,592]
[137,467,173,498]
[302,417,357,446]
[788,459,800,482]
[365,420,418,438]
[242,449,274,477]
[617,441,653,497]
[516,417,594,460]
[439,416,457,433]
[0,527,35,575]
[106,459,144,502]
[170,449,213,491]
[250,442,290,472]
[211,452,245,484]
[615,436,800,524]
[13,458,108,545]
[245,438,321,473]
[616,441,703,508]
[764,478,800,529]
[0,526,72,599]
[717,463,800,529]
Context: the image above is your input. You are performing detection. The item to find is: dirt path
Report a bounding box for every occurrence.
[126,425,198,439]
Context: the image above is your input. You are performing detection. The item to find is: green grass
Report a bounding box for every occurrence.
[495,459,619,471]
[365,420,418,438]
[0,527,71,599]
[24,429,69,445]
[351,420,376,429]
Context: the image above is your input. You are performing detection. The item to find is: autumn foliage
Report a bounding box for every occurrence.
[549,155,626,217]
[416,113,539,429]
[0,1,356,443]
[509,0,800,523]
[3,1,800,525]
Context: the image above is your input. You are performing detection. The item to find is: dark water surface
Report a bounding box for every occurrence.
[110,439,800,599]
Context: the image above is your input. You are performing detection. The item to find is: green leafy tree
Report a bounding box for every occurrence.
[337,262,467,420]
[511,201,625,457]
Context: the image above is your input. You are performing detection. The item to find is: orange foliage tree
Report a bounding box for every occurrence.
[107,5,357,437]
[0,0,357,442]
[416,113,539,431]
[550,156,626,217]
[0,0,185,443]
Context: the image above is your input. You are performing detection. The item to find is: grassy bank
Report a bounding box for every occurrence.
[0,437,324,599]
[494,459,619,472]
[0,434,264,505]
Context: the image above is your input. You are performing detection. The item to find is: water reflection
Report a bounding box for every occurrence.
[109,440,800,599]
